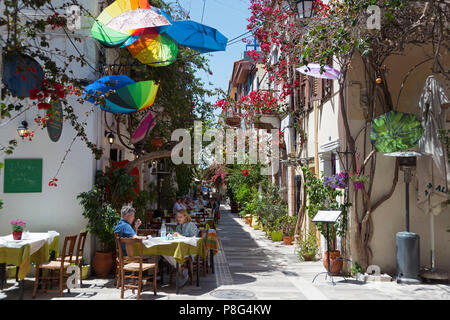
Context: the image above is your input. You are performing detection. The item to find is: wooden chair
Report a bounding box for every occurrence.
[114,233,121,289]
[144,210,154,228]
[56,231,88,285]
[118,237,157,299]
[188,230,209,283]
[33,234,77,298]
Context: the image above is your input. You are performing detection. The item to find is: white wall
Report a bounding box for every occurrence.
[0,0,101,267]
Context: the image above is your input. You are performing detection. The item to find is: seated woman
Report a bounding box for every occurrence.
[163,210,199,287]
[174,210,199,237]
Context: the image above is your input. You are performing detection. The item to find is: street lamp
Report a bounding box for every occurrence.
[17,121,29,139]
[295,0,314,19]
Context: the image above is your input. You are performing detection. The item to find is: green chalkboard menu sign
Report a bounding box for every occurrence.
[3,159,43,193]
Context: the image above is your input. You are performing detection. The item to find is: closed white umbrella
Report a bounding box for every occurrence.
[416,75,449,280]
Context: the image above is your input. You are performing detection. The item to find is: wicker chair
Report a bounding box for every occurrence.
[56,231,87,285]
[117,237,157,299]
[33,234,77,298]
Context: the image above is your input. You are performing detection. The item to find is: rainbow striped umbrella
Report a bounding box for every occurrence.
[127,29,178,67]
[104,80,159,114]
[91,0,170,48]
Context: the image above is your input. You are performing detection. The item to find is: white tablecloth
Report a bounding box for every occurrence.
[143,236,200,249]
[0,232,60,255]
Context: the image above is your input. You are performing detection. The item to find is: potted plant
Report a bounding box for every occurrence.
[77,190,118,278]
[301,166,352,275]
[274,215,296,245]
[323,172,348,189]
[350,173,369,190]
[297,231,319,261]
[10,219,26,240]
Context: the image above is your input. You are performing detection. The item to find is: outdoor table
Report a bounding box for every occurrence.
[136,236,206,294]
[0,232,60,299]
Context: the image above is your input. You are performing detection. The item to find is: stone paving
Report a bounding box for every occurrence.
[1,206,449,300]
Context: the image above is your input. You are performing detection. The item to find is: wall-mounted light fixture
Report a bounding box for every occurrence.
[105,131,115,145]
[17,121,29,139]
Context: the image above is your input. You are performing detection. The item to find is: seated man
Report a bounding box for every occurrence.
[114,205,147,256]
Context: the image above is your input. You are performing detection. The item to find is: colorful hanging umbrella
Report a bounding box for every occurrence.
[297,63,340,80]
[84,75,135,105]
[2,54,44,98]
[104,80,159,114]
[91,0,169,48]
[106,8,171,31]
[127,29,178,67]
[370,110,424,153]
[162,20,228,53]
[130,110,156,144]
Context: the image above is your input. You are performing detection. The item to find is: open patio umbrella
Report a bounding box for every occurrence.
[130,110,156,144]
[127,29,178,67]
[104,80,159,114]
[2,54,44,98]
[370,110,424,153]
[297,63,340,80]
[84,75,135,105]
[162,20,228,53]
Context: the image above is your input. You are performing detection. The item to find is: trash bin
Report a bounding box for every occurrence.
[396,232,421,284]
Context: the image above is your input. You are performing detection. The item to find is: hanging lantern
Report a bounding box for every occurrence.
[17,121,29,139]
[151,137,164,148]
[106,132,115,145]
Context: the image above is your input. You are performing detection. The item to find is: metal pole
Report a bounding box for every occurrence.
[326,223,331,274]
[405,178,410,233]
[430,213,435,270]
[176,262,179,294]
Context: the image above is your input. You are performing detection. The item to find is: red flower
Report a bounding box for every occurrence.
[241,169,249,176]
[38,102,51,110]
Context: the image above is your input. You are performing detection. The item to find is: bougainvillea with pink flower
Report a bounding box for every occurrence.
[215,90,286,121]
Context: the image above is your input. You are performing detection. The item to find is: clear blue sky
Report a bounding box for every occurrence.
[175,0,252,109]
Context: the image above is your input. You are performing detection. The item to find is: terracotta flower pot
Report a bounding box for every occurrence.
[12,231,22,240]
[92,251,113,278]
[283,236,293,245]
[353,181,364,190]
[323,250,343,275]
[151,137,164,148]
[302,254,315,261]
[248,218,253,227]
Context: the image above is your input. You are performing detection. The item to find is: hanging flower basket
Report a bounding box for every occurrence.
[253,120,273,130]
[225,116,241,127]
[353,181,364,190]
[324,172,348,189]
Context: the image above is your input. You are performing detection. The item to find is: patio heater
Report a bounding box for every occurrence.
[385,151,423,284]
